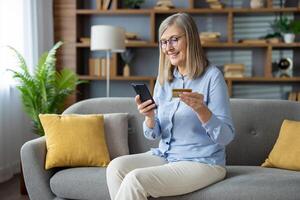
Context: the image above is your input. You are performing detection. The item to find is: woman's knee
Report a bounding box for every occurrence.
[122,168,147,187]
[106,156,129,176]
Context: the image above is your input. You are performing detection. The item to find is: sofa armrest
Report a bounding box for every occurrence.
[21,136,56,200]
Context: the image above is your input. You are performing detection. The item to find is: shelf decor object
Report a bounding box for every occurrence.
[271,15,300,43]
[250,0,265,9]
[121,48,134,77]
[91,25,125,97]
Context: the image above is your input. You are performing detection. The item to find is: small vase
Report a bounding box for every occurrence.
[123,64,130,77]
[283,33,295,43]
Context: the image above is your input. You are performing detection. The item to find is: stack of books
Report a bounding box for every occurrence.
[223,64,245,78]
[96,0,112,10]
[288,91,300,101]
[154,0,175,10]
[239,39,267,44]
[206,0,224,9]
[79,37,90,45]
[125,32,147,45]
[200,32,221,44]
[89,57,116,77]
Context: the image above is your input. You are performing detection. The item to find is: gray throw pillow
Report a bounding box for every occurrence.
[104,113,129,159]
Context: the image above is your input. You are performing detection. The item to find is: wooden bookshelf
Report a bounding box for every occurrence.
[54,0,300,102]
[79,75,155,81]
[76,42,300,48]
[76,9,152,15]
[76,7,300,15]
[76,42,158,48]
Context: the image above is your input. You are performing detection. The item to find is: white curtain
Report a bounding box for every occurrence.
[0,0,53,183]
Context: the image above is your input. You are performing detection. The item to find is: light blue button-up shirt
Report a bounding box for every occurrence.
[143,65,235,166]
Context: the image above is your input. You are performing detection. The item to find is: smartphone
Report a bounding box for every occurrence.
[131,83,156,107]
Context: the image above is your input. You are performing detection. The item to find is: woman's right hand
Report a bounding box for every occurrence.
[135,95,156,118]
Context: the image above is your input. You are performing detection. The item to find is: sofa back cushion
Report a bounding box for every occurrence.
[63,98,300,166]
[103,113,129,159]
[228,99,300,165]
[63,98,158,155]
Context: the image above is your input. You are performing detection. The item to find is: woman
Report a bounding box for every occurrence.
[106,13,235,200]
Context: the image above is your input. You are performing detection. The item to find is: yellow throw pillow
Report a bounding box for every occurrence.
[262,119,300,171]
[39,114,110,170]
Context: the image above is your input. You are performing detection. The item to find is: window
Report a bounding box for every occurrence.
[0,0,24,87]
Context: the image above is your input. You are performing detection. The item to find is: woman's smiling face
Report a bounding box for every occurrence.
[160,25,187,68]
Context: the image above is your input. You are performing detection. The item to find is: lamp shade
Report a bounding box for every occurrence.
[91,25,125,52]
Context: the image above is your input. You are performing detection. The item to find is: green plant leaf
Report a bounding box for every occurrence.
[271,15,300,34]
[8,41,83,136]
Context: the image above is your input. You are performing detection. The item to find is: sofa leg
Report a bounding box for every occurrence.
[20,163,28,195]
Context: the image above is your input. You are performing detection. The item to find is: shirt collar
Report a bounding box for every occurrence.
[173,67,188,80]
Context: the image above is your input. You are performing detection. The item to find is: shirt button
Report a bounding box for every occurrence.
[166,142,169,145]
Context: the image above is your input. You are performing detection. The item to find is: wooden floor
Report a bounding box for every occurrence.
[0,174,29,200]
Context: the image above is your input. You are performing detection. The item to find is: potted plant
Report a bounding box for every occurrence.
[9,41,83,136]
[124,0,145,9]
[272,16,300,43]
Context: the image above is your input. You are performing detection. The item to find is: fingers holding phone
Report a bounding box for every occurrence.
[132,83,157,117]
[135,95,156,118]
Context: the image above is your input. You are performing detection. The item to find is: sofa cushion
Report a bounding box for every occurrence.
[149,166,300,200]
[40,114,110,170]
[262,119,300,171]
[104,113,129,159]
[50,167,110,200]
[50,166,300,200]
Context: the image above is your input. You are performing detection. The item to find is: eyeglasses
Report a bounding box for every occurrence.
[160,34,185,49]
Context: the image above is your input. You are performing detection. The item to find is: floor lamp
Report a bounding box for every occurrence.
[91,25,125,97]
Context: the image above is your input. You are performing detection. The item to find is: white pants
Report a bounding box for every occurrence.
[106,152,226,200]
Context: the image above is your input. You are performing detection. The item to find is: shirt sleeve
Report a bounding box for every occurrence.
[202,69,235,146]
[143,80,162,140]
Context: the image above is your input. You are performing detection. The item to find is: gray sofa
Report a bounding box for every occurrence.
[21,98,300,200]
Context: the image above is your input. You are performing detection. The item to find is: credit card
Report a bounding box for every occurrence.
[172,89,192,97]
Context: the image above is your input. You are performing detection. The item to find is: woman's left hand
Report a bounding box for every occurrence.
[179,92,212,123]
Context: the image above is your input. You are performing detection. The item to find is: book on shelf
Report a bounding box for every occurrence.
[103,0,112,10]
[125,39,148,45]
[201,38,220,43]
[89,58,101,76]
[223,63,245,78]
[125,32,139,40]
[288,92,296,101]
[89,57,116,77]
[200,32,221,39]
[206,0,219,2]
[209,3,224,9]
[205,0,224,9]
[200,32,221,43]
[288,91,300,102]
[96,0,102,10]
[239,39,267,44]
[79,37,90,44]
[124,32,148,45]
[101,58,106,76]
[223,63,245,72]
[224,71,244,78]
[96,0,111,10]
[154,0,175,10]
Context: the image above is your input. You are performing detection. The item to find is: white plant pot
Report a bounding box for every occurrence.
[283,33,295,44]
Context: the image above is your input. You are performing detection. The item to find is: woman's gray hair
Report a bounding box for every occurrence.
[157,13,209,85]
